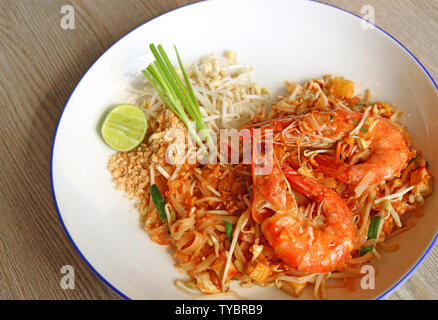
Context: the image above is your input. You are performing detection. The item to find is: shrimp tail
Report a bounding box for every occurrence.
[281,166,326,201]
[312,154,356,185]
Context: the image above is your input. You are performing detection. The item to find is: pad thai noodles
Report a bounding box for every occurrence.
[107,48,432,299]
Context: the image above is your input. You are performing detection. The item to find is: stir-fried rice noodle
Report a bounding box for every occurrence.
[108,52,432,299]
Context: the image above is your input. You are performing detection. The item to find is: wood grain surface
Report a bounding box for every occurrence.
[0,0,436,300]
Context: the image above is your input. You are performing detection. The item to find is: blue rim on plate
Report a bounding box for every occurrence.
[51,0,438,300]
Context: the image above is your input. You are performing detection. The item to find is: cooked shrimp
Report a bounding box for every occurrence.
[246,109,410,185]
[313,113,410,186]
[258,166,356,273]
[251,140,297,224]
[244,110,358,148]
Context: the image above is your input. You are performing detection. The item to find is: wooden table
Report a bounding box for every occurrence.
[1,0,436,300]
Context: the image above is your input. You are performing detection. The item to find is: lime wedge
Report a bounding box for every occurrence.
[101,104,147,152]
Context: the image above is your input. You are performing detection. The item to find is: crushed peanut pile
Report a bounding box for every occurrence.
[108,110,186,205]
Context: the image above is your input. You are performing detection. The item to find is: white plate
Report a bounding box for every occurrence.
[52,0,438,299]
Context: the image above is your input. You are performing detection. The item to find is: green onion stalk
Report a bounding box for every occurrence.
[142,44,216,156]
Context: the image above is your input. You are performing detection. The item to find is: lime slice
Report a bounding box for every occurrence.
[101,104,147,152]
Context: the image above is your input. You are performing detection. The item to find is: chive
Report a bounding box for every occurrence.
[359,245,374,256]
[356,103,375,107]
[352,120,368,134]
[367,216,381,239]
[359,216,381,256]
[224,221,234,242]
[143,44,215,151]
[150,184,166,223]
[330,115,334,120]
